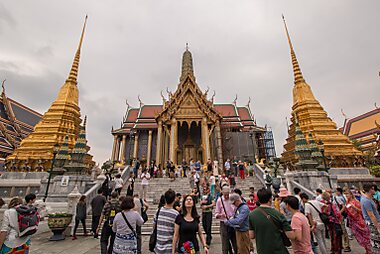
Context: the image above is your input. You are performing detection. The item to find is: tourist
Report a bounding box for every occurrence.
[228,172,236,190]
[114,174,124,195]
[173,193,182,212]
[224,158,231,176]
[215,179,221,201]
[25,193,36,206]
[181,159,188,177]
[315,188,323,202]
[0,198,4,209]
[232,156,238,177]
[220,173,229,188]
[209,172,216,198]
[263,170,272,190]
[91,189,107,238]
[126,172,135,197]
[172,194,209,254]
[189,158,195,172]
[0,197,31,253]
[247,194,257,211]
[301,193,328,254]
[195,160,201,175]
[333,187,350,252]
[194,170,200,198]
[102,173,112,199]
[213,158,219,177]
[149,160,155,177]
[72,195,88,240]
[207,158,213,173]
[343,188,371,254]
[201,185,214,246]
[238,160,245,180]
[133,158,140,178]
[224,193,250,254]
[361,183,380,253]
[233,188,246,203]
[249,187,258,203]
[279,186,292,222]
[140,168,151,201]
[97,192,122,254]
[158,195,166,209]
[249,187,294,254]
[321,192,343,254]
[190,187,199,204]
[112,196,144,254]
[215,185,237,254]
[154,189,179,254]
[133,193,148,254]
[284,196,313,254]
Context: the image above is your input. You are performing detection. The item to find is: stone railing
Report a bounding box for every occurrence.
[289,180,316,199]
[253,164,266,186]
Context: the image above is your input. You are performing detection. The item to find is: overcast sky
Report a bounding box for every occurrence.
[1,1,379,164]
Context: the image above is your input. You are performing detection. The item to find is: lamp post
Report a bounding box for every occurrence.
[249,127,257,164]
[318,139,332,188]
[43,143,60,202]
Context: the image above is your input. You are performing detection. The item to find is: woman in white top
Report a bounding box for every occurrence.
[0,197,30,253]
[140,169,151,201]
[112,196,144,254]
[114,174,124,195]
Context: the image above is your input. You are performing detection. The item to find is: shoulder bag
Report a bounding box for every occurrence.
[149,207,161,252]
[307,202,330,225]
[121,212,137,238]
[258,207,292,247]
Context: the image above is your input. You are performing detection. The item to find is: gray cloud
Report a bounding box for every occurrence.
[2,1,380,164]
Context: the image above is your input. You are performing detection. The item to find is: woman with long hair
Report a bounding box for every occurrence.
[172,195,209,254]
[343,188,371,253]
[126,172,135,197]
[112,196,144,254]
[72,195,87,240]
[0,197,30,253]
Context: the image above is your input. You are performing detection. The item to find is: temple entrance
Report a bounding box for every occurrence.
[177,121,202,163]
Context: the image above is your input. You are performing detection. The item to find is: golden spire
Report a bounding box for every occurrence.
[180,43,195,82]
[66,15,88,84]
[282,15,305,84]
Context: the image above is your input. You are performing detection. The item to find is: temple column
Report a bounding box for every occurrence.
[155,121,163,167]
[115,136,121,161]
[202,117,210,163]
[215,120,224,175]
[111,135,118,161]
[133,132,139,159]
[120,135,127,164]
[169,118,177,164]
[147,130,153,165]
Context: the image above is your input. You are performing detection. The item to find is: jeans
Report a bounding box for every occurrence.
[92,215,101,237]
[100,221,116,254]
[220,222,237,254]
[202,212,213,245]
[136,225,141,254]
[73,218,86,236]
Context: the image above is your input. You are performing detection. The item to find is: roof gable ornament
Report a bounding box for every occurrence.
[1,79,6,94]
[211,91,216,103]
[233,94,238,106]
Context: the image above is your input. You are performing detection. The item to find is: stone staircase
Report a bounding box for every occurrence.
[75,174,263,236]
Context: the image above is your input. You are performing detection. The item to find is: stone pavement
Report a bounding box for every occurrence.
[30,230,364,254]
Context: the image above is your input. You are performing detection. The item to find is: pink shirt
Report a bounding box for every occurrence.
[291,212,312,254]
[215,196,235,222]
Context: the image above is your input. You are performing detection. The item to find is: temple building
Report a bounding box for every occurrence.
[341,108,380,152]
[5,16,93,171]
[281,17,362,169]
[0,81,42,162]
[111,47,276,171]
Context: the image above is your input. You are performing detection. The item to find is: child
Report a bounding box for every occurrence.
[228,172,236,190]
[247,194,257,211]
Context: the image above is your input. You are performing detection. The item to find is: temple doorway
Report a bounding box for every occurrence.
[177,121,202,163]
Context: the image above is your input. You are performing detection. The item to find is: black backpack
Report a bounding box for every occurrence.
[16,205,40,237]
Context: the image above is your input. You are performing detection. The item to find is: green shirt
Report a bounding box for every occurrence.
[249,206,292,254]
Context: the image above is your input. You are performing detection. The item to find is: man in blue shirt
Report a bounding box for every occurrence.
[225,193,250,254]
[361,183,380,253]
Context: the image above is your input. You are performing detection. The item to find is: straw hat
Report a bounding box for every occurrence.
[278,187,290,198]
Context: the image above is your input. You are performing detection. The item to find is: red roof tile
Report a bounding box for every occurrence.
[139,105,162,118]
[215,104,238,117]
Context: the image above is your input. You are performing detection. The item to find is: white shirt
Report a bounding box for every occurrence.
[1,208,30,248]
[209,175,216,185]
[194,172,200,183]
[304,200,323,226]
[114,178,124,189]
[141,172,151,185]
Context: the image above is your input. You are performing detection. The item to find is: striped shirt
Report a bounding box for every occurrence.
[154,207,179,254]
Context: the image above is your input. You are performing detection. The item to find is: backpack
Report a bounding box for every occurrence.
[107,203,118,227]
[16,205,40,237]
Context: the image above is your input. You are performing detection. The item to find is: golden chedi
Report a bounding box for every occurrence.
[6,16,88,171]
[281,16,362,168]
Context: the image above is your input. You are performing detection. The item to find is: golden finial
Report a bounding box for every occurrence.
[282,15,305,84]
[83,115,87,127]
[67,15,88,84]
[233,94,238,105]
[186,43,189,51]
[180,43,194,82]
[1,79,6,94]
[211,91,216,103]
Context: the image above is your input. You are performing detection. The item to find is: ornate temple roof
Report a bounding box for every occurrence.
[341,108,380,151]
[0,82,42,157]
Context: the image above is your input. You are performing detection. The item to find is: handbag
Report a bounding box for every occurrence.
[121,212,137,238]
[149,208,161,252]
[307,202,330,225]
[258,207,292,247]
[140,199,148,223]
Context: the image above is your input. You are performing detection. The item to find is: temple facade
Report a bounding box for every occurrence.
[5,16,94,171]
[0,81,42,162]
[281,17,362,169]
[111,48,276,171]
